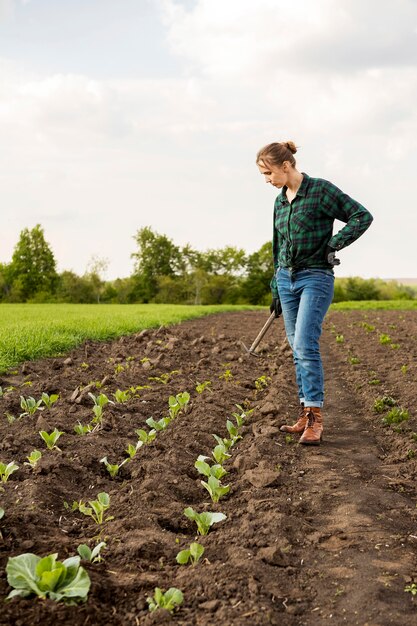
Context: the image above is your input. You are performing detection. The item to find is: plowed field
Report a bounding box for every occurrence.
[0,309,416,625]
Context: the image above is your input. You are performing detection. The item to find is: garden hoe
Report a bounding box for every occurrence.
[240,311,276,357]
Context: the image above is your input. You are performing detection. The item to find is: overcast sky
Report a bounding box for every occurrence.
[1,0,416,280]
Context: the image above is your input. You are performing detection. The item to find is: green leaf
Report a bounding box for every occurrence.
[175,549,190,565]
[194,459,211,477]
[189,542,204,563]
[77,545,92,561]
[6,553,41,596]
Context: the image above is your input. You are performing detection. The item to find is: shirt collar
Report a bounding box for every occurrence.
[278,172,310,203]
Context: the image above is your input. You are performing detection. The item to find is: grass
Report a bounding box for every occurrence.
[331,300,417,310]
[0,303,255,373]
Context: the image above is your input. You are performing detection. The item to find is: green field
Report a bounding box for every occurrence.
[331,300,417,310]
[0,303,255,373]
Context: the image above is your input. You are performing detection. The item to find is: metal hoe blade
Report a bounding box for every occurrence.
[240,311,276,357]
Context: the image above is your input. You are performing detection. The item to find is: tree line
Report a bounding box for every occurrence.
[0,225,415,304]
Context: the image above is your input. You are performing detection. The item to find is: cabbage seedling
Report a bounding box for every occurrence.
[147,587,183,613]
[135,428,157,444]
[212,443,232,465]
[24,450,42,469]
[88,392,112,408]
[0,461,19,483]
[201,476,230,503]
[41,393,59,409]
[39,428,64,451]
[232,404,254,427]
[20,396,43,417]
[5,552,90,603]
[183,507,227,535]
[100,456,128,479]
[77,541,106,564]
[195,380,211,394]
[382,407,409,426]
[176,542,204,566]
[226,419,242,444]
[112,389,131,403]
[74,421,93,436]
[73,492,112,525]
[92,405,103,424]
[194,455,227,480]
[125,441,143,459]
[146,416,171,431]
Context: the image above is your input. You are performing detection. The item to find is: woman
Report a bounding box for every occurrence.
[257,141,373,445]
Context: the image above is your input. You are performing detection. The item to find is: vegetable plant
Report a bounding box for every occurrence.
[379,333,391,345]
[201,476,230,503]
[0,461,19,483]
[92,405,103,424]
[24,450,42,469]
[39,428,64,451]
[146,416,171,431]
[335,334,344,343]
[348,356,360,365]
[125,441,143,459]
[168,391,190,419]
[5,552,90,603]
[231,404,254,427]
[218,369,233,382]
[194,455,227,480]
[112,389,131,403]
[147,587,183,613]
[382,407,409,426]
[88,392,112,408]
[373,396,396,413]
[183,507,226,535]
[74,421,93,436]
[20,396,43,417]
[176,542,204,566]
[100,456,128,479]
[405,583,417,596]
[401,365,408,375]
[41,392,59,409]
[254,375,270,391]
[226,419,242,445]
[212,443,232,465]
[195,380,212,394]
[72,492,112,525]
[135,428,157,444]
[77,541,106,564]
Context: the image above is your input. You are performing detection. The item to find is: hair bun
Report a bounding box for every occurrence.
[285,141,297,154]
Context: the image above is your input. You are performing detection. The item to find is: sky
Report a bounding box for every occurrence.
[0,0,416,280]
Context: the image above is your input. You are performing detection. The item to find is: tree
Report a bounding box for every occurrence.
[8,225,58,301]
[85,255,109,304]
[241,241,274,304]
[131,227,182,302]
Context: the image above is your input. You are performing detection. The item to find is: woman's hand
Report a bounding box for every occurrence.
[270,297,282,318]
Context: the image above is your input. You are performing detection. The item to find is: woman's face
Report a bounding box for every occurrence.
[257,160,290,188]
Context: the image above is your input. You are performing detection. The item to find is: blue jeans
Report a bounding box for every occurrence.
[276,268,334,407]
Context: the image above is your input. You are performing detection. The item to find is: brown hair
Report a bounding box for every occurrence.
[256,141,297,168]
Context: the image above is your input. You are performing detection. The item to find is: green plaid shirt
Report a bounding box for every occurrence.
[270,173,373,297]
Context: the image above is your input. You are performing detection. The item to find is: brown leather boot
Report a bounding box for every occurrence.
[280,404,307,434]
[299,407,323,445]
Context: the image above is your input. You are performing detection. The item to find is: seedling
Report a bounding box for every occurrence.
[360,322,375,332]
[20,396,43,417]
[147,587,183,613]
[184,507,226,535]
[373,396,396,413]
[379,333,391,345]
[348,356,360,365]
[390,343,400,349]
[74,421,93,436]
[88,392,112,408]
[112,389,131,403]
[231,404,254,427]
[382,407,409,426]
[72,492,112,525]
[255,375,270,391]
[218,369,233,382]
[226,419,242,445]
[24,450,42,469]
[194,455,227,480]
[80,362,89,369]
[284,434,294,445]
[401,365,408,375]
[41,393,59,409]
[368,379,381,385]
[114,364,126,375]
[5,552,90,603]
[212,433,233,451]
[77,541,107,564]
[5,413,16,424]
[100,456,128,479]
[335,334,344,343]
[39,428,64,451]
[0,461,19,483]
[148,370,180,385]
[406,450,415,460]
[212,443,232,465]
[195,380,212,394]
[201,476,230,503]
[92,405,103,424]
[146,417,171,431]
[135,428,157,444]
[405,583,417,596]
[176,542,204,566]
[125,441,143,459]
[168,391,190,419]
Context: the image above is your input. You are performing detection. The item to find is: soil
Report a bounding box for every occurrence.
[0,309,416,626]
